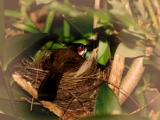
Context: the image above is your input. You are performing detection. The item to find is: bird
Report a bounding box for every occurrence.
[38,45,87,101]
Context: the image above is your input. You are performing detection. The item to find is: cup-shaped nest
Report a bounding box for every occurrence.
[12,48,103,120]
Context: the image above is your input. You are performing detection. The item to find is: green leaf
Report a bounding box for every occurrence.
[71,38,88,44]
[80,114,147,120]
[13,23,41,33]
[45,40,54,49]
[64,14,93,35]
[0,85,15,118]
[93,83,122,115]
[47,1,72,13]
[16,102,58,120]
[63,20,70,43]
[0,83,58,120]
[0,33,59,71]
[83,32,94,39]
[97,40,110,65]
[4,10,21,19]
[143,59,160,66]
[118,28,145,45]
[0,85,9,100]
[116,42,144,58]
[42,10,55,33]
[51,42,65,50]
[0,0,4,48]
[85,51,92,59]
[36,0,53,5]
[0,98,16,118]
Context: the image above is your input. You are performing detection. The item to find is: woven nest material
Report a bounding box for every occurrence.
[12,48,104,120]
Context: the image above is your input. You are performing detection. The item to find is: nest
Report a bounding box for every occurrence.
[12,48,104,120]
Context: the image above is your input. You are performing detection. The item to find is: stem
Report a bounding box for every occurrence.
[0,0,4,46]
[42,10,55,33]
[20,4,36,28]
[134,86,148,116]
[0,1,18,118]
[103,0,108,13]
[119,57,145,105]
[63,20,70,42]
[4,10,21,18]
[93,0,100,28]
[145,0,159,28]
[63,0,70,42]
[108,54,125,96]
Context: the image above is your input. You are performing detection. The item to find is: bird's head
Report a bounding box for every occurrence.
[77,45,87,57]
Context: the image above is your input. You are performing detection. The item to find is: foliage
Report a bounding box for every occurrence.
[93,83,122,115]
[1,0,160,119]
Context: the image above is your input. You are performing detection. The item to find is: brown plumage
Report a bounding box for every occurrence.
[38,48,85,101]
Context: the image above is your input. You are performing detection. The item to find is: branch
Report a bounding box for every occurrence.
[108,53,125,96]
[119,57,145,104]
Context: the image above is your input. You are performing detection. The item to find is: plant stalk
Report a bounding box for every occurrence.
[119,57,145,105]
[42,10,55,33]
[63,0,70,42]
[108,54,125,97]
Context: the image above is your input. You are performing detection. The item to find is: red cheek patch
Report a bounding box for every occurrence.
[78,47,83,53]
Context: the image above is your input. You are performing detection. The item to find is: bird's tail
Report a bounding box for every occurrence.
[38,69,62,101]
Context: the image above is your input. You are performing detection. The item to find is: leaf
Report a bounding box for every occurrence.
[80,114,147,120]
[0,33,59,71]
[12,23,41,33]
[116,42,144,58]
[93,83,122,115]
[97,40,110,65]
[84,51,92,59]
[0,85,9,100]
[16,102,58,120]
[133,1,148,19]
[0,0,4,49]
[143,59,160,66]
[42,10,55,33]
[36,0,53,5]
[51,43,65,50]
[0,83,58,120]
[4,10,21,19]
[0,98,16,118]
[108,0,124,10]
[118,28,145,45]
[64,14,93,35]
[71,38,88,44]
[0,85,16,118]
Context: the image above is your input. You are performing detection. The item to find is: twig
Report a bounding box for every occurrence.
[62,97,74,119]
[30,61,40,110]
[30,97,34,111]
[129,93,160,115]
[15,97,41,105]
[14,66,47,73]
[108,81,140,108]
[63,73,101,79]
